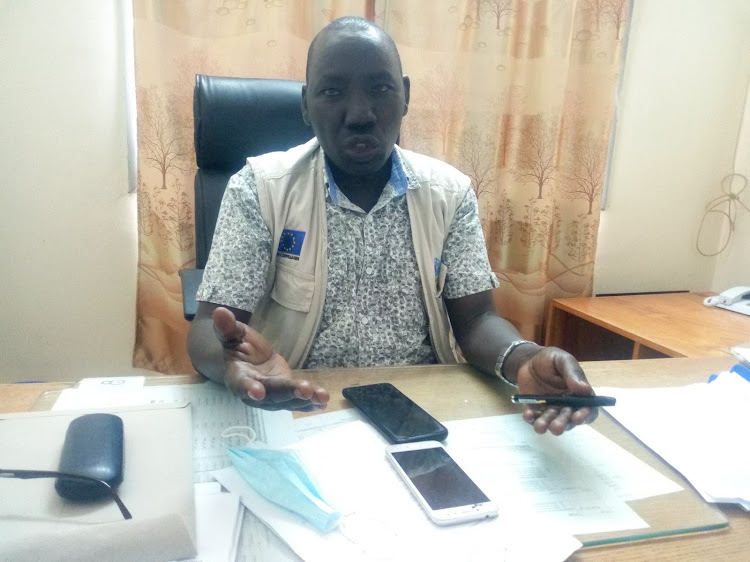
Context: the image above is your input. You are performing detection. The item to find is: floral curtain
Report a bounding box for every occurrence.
[133,0,628,373]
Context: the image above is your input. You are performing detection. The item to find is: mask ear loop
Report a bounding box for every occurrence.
[220,425,257,448]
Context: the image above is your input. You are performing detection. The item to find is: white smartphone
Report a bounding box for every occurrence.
[385,440,498,526]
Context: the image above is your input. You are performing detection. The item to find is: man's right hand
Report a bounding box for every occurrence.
[211,307,329,411]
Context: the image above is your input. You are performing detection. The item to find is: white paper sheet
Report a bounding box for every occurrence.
[441,416,681,534]
[597,371,750,508]
[235,508,302,562]
[191,482,242,562]
[214,419,585,562]
[76,376,146,391]
[730,345,750,365]
[293,407,363,440]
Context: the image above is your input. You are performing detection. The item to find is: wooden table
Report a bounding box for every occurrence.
[2,357,748,561]
[545,292,750,361]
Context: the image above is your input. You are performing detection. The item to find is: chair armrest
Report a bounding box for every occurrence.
[178,269,204,321]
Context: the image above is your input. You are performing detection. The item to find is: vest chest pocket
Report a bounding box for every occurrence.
[270,261,315,313]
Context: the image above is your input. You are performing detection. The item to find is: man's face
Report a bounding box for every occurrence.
[302,31,410,177]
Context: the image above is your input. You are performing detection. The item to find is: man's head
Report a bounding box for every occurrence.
[301,17,410,178]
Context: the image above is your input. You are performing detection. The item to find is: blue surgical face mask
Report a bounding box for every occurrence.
[222,427,340,533]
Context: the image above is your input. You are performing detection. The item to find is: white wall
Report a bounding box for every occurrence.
[712,77,750,292]
[594,0,750,295]
[0,0,138,383]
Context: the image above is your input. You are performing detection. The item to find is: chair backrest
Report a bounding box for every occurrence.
[193,74,314,268]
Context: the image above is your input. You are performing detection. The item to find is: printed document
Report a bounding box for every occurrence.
[215,415,681,561]
[598,370,750,510]
[214,419,582,562]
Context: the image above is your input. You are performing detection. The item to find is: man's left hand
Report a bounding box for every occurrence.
[516,347,598,436]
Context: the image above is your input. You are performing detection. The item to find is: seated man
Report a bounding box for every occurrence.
[187,16,597,436]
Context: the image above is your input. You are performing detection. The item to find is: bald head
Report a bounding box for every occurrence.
[300,16,410,179]
[306,17,402,82]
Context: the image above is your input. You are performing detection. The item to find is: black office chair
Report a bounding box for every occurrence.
[179,74,315,320]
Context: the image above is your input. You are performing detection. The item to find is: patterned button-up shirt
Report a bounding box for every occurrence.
[197,150,499,369]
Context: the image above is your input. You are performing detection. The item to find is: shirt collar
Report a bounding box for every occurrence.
[324,148,410,205]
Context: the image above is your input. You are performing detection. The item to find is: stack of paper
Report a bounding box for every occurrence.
[214,420,583,562]
[598,369,750,510]
[214,414,683,562]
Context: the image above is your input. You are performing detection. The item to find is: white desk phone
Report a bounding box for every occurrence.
[703,286,750,317]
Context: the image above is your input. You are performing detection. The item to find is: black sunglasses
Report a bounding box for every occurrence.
[0,468,132,520]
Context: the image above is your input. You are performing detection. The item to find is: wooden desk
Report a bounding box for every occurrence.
[2,357,748,561]
[545,292,750,361]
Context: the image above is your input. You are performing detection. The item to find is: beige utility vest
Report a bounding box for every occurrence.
[248,138,470,369]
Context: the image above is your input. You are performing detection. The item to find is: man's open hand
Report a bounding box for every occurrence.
[212,307,329,411]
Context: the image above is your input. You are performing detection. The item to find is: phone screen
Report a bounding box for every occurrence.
[391,446,490,510]
[343,383,448,443]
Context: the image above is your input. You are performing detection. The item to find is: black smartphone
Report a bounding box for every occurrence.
[342,382,448,444]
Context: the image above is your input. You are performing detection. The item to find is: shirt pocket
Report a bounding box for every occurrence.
[270,261,315,313]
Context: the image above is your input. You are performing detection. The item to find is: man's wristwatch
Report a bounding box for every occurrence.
[495,340,537,387]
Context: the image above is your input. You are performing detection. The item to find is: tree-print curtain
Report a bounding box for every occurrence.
[133,0,628,374]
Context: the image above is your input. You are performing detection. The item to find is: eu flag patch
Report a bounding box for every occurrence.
[277,229,306,260]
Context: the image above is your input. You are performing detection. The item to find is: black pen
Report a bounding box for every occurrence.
[511,394,616,407]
